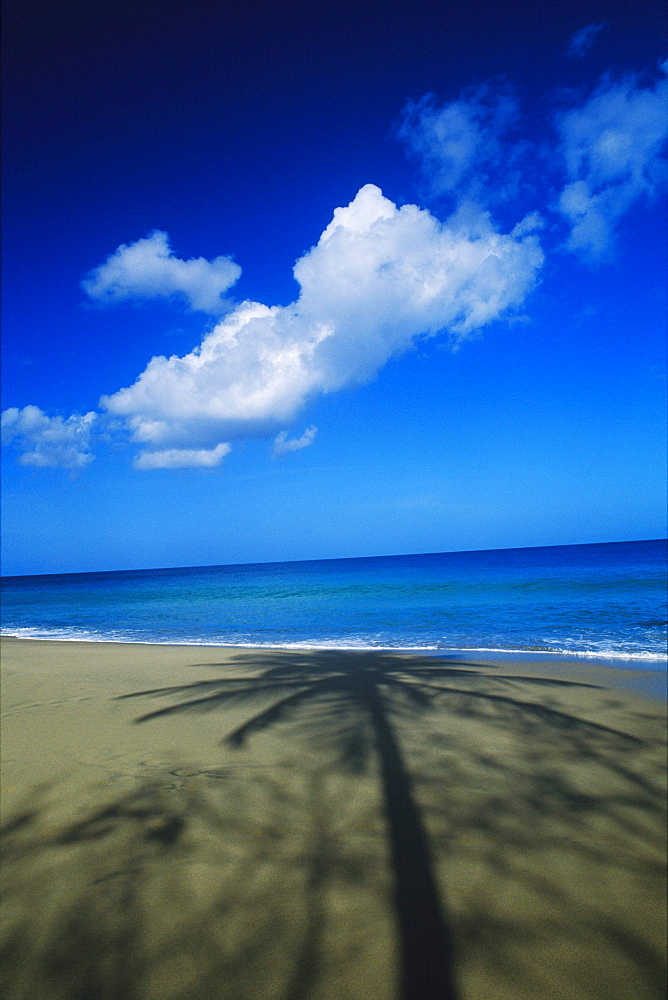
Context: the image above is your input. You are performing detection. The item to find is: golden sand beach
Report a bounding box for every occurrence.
[1,637,666,1000]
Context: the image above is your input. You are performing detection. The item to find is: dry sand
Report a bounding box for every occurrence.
[1,637,666,1000]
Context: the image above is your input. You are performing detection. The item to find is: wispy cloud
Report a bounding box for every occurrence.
[272,426,317,458]
[397,82,528,204]
[81,230,241,314]
[555,67,668,261]
[1,406,96,469]
[133,442,231,470]
[398,62,668,263]
[567,23,606,60]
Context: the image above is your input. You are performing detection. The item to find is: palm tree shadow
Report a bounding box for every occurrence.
[118,650,648,1000]
[1,764,387,1000]
[419,702,667,999]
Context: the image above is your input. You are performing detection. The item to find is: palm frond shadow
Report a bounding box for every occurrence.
[1,766,387,1000]
[418,738,666,997]
[117,650,654,1000]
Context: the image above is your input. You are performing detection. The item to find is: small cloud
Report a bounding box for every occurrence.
[132,443,231,470]
[272,425,317,458]
[511,211,545,238]
[1,406,96,469]
[567,23,606,60]
[555,69,668,262]
[396,82,529,205]
[81,231,241,315]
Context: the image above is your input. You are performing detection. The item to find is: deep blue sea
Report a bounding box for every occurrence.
[1,540,666,663]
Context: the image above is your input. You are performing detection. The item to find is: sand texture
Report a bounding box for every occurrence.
[1,637,666,1000]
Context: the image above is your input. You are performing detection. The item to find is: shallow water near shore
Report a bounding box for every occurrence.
[2,539,666,662]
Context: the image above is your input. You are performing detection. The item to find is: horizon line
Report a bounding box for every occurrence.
[2,537,665,582]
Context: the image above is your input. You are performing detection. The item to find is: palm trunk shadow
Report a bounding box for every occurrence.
[367,688,459,1000]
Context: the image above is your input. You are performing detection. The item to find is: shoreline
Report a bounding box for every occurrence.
[2,634,666,699]
[2,636,665,802]
[1,636,666,1000]
[2,629,666,662]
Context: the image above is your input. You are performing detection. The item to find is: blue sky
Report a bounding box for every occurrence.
[2,0,666,575]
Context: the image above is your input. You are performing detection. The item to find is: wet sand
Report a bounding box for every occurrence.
[1,637,666,999]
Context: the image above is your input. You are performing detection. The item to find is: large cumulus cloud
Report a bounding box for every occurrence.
[99,185,543,465]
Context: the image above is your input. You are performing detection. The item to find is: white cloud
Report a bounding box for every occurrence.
[511,211,545,239]
[397,84,526,203]
[5,63,666,476]
[100,185,543,453]
[555,69,668,261]
[272,426,317,458]
[567,23,606,60]
[133,442,231,470]
[398,69,667,264]
[1,406,96,469]
[81,230,241,314]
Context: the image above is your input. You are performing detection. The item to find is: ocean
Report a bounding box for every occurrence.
[1,539,666,664]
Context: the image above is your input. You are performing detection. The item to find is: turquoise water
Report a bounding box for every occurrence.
[1,540,666,662]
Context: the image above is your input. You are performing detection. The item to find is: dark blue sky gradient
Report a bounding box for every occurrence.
[2,0,666,573]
